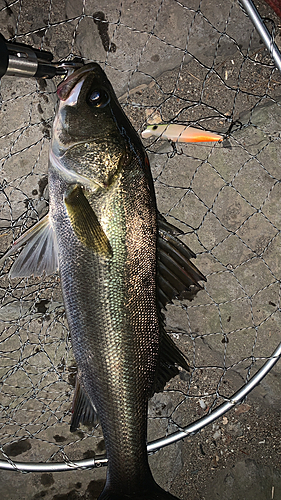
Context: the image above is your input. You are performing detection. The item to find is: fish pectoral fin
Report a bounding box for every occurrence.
[152,327,189,395]
[70,374,99,432]
[0,215,59,278]
[157,213,206,309]
[64,185,112,256]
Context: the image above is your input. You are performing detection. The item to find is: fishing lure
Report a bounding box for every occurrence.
[142,123,223,143]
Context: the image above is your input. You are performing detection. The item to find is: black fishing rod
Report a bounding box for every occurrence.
[0,33,83,79]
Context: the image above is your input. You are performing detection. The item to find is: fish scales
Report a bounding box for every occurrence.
[49,153,159,489]
[1,63,206,500]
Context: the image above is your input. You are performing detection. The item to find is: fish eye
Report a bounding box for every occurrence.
[88,88,110,108]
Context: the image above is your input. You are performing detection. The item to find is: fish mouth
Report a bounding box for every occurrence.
[57,63,98,101]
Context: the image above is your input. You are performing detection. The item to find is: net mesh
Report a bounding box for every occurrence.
[0,0,281,468]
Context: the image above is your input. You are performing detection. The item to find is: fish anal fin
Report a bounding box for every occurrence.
[151,324,189,395]
[70,374,99,432]
[64,185,112,256]
[0,215,59,278]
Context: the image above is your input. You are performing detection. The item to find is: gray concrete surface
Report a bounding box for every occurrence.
[0,0,281,499]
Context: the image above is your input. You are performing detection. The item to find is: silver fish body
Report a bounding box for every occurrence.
[2,63,206,500]
[48,149,159,495]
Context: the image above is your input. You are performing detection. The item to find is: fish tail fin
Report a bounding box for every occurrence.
[98,482,180,500]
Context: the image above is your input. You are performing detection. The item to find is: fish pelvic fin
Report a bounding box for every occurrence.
[70,373,99,432]
[0,215,59,278]
[64,185,112,256]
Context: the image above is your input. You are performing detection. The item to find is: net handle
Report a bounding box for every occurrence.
[240,0,281,72]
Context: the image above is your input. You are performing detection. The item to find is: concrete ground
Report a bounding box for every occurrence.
[0,0,281,499]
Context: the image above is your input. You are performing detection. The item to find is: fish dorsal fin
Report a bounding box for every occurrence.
[70,373,99,432]
[0,215,59,278]
[157,214,206,309]
[151,323,189,395]
[152,214,206,392]
[64,185,112,256]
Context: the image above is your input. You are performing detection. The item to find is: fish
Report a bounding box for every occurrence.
[1,63,206,499]
[142,123,223,143]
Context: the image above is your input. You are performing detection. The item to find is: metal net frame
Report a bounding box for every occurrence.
[0,0,281,473]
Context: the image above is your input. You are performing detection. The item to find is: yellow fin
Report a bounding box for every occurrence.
[64,185,112,256]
